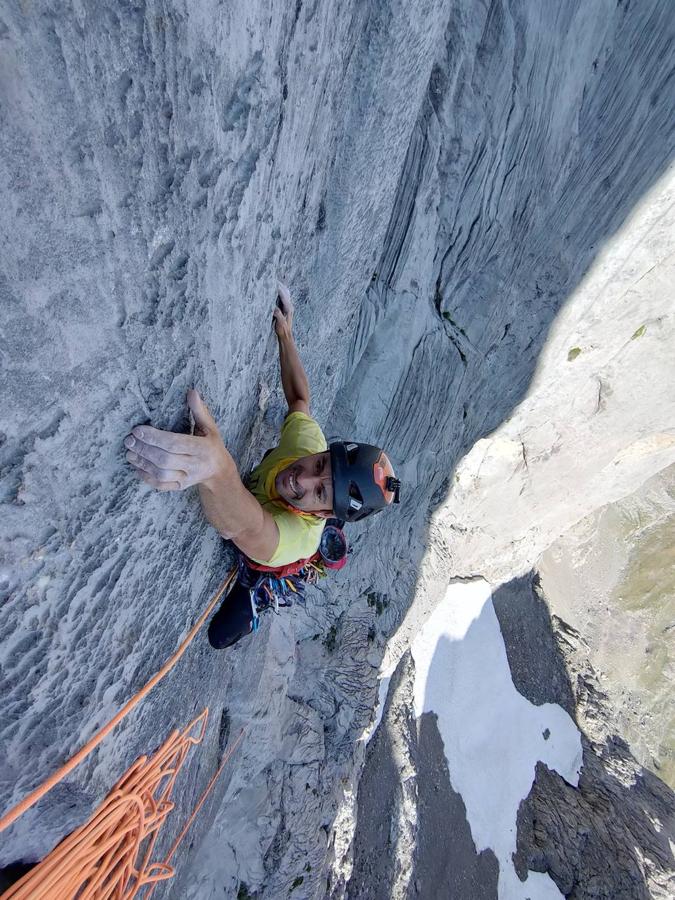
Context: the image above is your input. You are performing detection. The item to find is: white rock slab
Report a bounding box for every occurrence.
[411,579,583,899]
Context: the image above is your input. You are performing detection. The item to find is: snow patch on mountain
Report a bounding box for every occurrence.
[412,579,583,898]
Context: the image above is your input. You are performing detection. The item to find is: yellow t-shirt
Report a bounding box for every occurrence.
[246,412,327,567]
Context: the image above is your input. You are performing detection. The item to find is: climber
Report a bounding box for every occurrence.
[124,281,400,647]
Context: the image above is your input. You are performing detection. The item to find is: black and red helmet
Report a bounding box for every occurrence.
[329,442,401,523]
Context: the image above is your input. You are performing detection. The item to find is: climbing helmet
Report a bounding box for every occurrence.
[329,441,401,523]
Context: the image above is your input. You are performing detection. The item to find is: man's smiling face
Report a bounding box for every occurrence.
[275,451,333,517]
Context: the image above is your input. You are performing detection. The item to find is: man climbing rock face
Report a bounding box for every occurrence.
[124,282,400,645]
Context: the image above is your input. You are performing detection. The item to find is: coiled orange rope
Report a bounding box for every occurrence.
[0,565,240,899]
[2,710,245,899]
[0,567,237,836]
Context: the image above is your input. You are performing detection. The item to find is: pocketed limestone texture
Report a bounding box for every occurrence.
[1,1,673,897]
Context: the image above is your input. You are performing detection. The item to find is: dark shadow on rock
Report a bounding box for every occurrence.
[349,572,675,899]
[413,712,498,900]
[0,861,33,894]
[492,572,675,898]
[515,755,675,900]
[347,653,499,900]
[491,572,577,716]
[336,0,675,490]
[347,653,416,900]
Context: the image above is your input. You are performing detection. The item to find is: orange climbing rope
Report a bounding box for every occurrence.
[0,566,237,836]
[0,565,241,899]
[143,723,245,900]
[2,710,245,899]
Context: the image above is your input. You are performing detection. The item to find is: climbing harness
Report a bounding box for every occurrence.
[239,521,349,632]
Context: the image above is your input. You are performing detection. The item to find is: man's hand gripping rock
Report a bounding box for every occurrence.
[272,279,294,340]
[124,389,228,492]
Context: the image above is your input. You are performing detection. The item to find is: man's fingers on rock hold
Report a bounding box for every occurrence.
[276,281,293,314]
[126,452,186,488]
[129,425,195,455]
[124,437,190,471]
[136,470,182,491]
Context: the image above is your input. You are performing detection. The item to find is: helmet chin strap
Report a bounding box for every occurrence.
[279,497,309,516]
[285,498,332,519]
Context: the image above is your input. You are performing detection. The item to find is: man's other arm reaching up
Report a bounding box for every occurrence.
[273,280,310,415]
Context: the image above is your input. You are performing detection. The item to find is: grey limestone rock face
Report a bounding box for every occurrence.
[538,465,675,788]
[515,753,675,900]
[347,653,499,900]
[1,0,674,898]
[493,573,675,899]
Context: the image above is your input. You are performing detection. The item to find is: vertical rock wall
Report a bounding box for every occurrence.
[1,0,673,897]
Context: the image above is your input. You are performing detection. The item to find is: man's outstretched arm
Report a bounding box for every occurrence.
[273,281,310,415]
[125,389,280,562]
